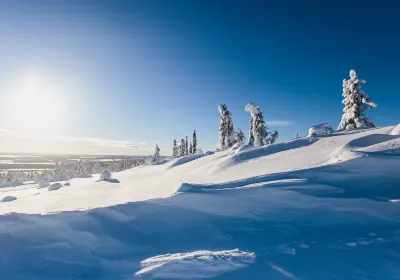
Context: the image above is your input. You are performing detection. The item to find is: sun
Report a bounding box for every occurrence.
[7,71,66,133]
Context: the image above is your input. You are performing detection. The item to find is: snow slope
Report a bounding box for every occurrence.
[0,126,400,279]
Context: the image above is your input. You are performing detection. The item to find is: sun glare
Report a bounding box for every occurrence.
[7,71,66,133]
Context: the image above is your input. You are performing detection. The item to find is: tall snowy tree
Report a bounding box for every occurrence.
[338,69,377,130]
[235,128,246,146]
[153,144,160,163]
[172,139,178,157]
[180,139,185,156]
[189,142,193,155]
[185,136,189,156]
[245,103,269,147]
[218,104,235,150]
[295,132,299,139]
[192,129,197,154]
[247,117,254,146]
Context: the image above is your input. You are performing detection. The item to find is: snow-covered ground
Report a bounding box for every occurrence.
[0,126,400,279]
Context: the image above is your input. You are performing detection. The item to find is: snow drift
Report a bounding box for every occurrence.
[0,126,400,279]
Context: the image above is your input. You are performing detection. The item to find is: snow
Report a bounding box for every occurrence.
[306,123,334,137]
[0,126,400,279]
[99,169,111,181]
[134,249,255,279]
[390,123,400,135]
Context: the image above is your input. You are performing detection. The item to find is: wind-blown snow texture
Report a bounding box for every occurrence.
[1,126,400,279]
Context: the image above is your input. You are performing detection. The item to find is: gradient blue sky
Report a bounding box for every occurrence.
[0,0,399,155]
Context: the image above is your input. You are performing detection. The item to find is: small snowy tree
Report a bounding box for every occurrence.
[295,132,299,139]
[245,103,269,147]
[338,69,377,130]
[152,144,160,163]
[269,130,279,144]
[235,128,246,146]
[172,139,178,157]
[192,130,197,154]
[218,104,235,150]
[180,139,185,156]
[185,136,189,156]
[189,142,193,155]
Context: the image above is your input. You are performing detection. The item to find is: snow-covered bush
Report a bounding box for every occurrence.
[99,170,112,181]
[307,123,334,137]
[218,104,235,150]
[36,177,49,188]
[48,183,63,191]
[235,129,246,146]
[338,69,377,130]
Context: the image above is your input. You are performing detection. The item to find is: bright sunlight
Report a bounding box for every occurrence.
[6,71,66,133]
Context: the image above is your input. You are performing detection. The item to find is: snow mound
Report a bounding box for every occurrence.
[218,137,318,170]
[307,123,334,137]
[36,178,49,188]
[48,183,63,191]
[165,154,206,169]
[134,249,255,279]
[332,134,400,161]
[390,124,400,135]
[1,196,17,202]
[99,170,111,181]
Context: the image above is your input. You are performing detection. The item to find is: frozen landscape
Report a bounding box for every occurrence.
[1,125,399,279]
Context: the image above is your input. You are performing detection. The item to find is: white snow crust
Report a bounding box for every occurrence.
[0,126,399,279]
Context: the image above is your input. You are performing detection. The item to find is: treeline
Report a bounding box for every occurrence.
[0,157,144,186]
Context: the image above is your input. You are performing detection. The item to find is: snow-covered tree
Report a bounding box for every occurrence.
[189,142,193,154]
[245,103,269,147]
[235,128,246,146]
[185,136,189,156]
[152,144,160,163]
[180,139,185,156]
[295,132,299,139]
[192,130,197,154]
[338,69,377,130]
[269,130,279,144]
[172,139,178,157]
[218,104,235,150]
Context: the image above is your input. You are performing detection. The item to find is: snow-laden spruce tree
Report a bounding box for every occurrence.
[218,104,235,150]
[185,136,189,156]
[180,139,185,156]
[295,132,299,139]
[152,144,160,163]
[192,130,197,154]
[235,128,246,146]
[189,142,193,154]
[172,139,178,157]
[338,69,377,130]
[245,103,269,147]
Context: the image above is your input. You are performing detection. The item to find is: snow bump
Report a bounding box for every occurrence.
[1,196,17,202]
[134,249,255,279]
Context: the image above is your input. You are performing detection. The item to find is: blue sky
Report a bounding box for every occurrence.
[0,0,399,155]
